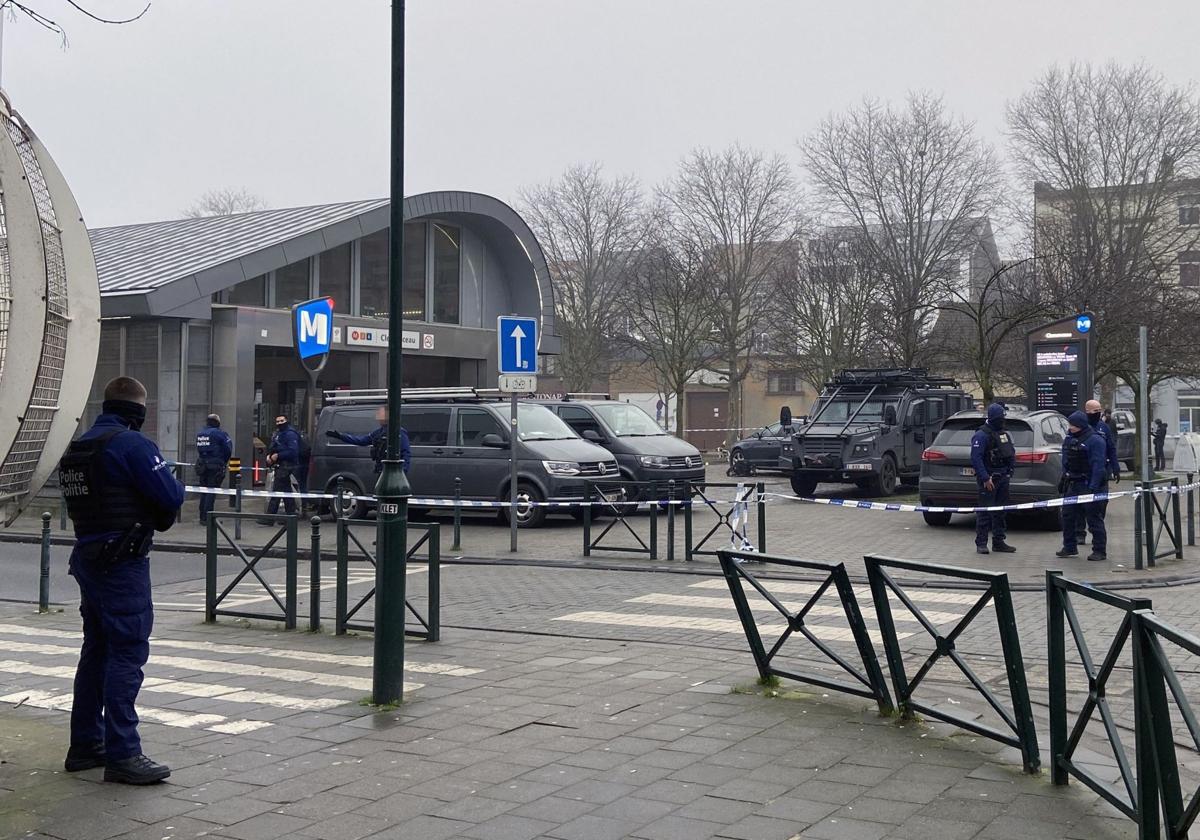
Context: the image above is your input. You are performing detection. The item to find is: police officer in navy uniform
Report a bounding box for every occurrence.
[970,402,1017,555]
[259,415,301,522]
[1154,419,1168,471]
[194,414,232,524]
[326,405,412,475]
[1076,400,1120,546]
[1057,410,1109,561]
[58,376,184,784]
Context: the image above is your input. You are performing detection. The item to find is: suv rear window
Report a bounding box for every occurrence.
[933,419,1034,447]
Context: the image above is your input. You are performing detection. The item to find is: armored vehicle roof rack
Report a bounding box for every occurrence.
[828,368,960,389]
[322,387,513,405]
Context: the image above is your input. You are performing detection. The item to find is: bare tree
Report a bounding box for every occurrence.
[3,0,149,44]
[1009,61,1200,418]
[184,188,268,218]
[660,146,799,440]
[767,231,879,392]
[519,164,647,392]
[620,236,717,436]
[802,93,1003,367]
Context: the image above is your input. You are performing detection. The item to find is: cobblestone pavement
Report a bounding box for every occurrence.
[11,466,1200,586]
[10,551,1200,838]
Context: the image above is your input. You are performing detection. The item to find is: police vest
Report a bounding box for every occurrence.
[58,429,150,537]
[195,431,223,462]
[370,428,387,464]
[1064,431,1092,477]
[979,425,1016,470]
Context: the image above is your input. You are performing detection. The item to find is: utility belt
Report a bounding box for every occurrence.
[78,523,154,569]
[1058,474,1095,493]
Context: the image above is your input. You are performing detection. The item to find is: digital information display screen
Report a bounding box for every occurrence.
[1034,376,1081,412]
[1034,342,1081,374]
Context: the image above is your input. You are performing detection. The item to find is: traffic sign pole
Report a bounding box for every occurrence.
[498,315,538,554]
[510,392,518,552]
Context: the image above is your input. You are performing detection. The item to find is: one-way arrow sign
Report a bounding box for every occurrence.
[498,316,538,375]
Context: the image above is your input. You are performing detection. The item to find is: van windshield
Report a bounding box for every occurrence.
[592,403,666,436]
[517,404,578,441]
[810,398,898,424]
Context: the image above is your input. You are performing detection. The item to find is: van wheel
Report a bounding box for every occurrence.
[869,456,899,497]
[923,510,952,527]
[330,477,367,520]
[789,473,818,496]
[503,482,546,528]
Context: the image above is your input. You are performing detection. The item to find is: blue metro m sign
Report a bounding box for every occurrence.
[293,297,335,373]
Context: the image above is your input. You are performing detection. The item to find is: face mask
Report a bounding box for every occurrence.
[988,416,1004,431]
[102,399,147,432]
[1086,412,1101,425]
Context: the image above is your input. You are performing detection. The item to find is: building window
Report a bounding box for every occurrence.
[1179,196,1200,227]
[318,244,352,313]
[767,371,801,395]
[432,223,460,324]
[359,230,388,318]
[1180,398,1200,434]
[226,275,266,307]
[274,258,311,308]
[1181,251,1200,288]
[403,222,426,321]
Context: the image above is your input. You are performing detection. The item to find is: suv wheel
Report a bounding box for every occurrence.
[869,455,899,497]
[330,477,367,520]
[922,510,952,527]
[789,473,818,497]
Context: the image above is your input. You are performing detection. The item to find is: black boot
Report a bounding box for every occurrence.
[64,742,105,772]
[1055,547,1079,558]
[1087,551,1107,562]
[992,541,1016,553]
[976,545,990,555]
[104,754,171,785]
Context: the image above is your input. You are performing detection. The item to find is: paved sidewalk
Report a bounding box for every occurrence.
[0,601,1138,840]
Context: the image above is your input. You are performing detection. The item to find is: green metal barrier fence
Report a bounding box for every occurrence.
[864,554,1040,773]
[335,517,440,640]
[1046,571,1154,826]
[1135,478,1183,570]
[205,512,298,628]
[717,549,892,713]
[686,481,766,561]
[581,479,666,560]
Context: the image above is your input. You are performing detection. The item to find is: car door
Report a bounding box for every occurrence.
[400,405,452,499]
[452,407,511,499]
[747,424,781,467]
[902,399,926,470]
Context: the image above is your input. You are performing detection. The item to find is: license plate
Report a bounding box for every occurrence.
[960,467,976,476]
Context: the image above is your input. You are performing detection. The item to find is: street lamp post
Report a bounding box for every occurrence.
[372,0,411,706]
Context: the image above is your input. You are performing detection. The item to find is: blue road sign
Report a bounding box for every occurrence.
[1076,314,1092,333]
[293,297,335,360]
[498,316,538,374]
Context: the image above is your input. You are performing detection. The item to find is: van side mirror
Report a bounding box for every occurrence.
[481,434,508,449]
[582,429,605,443]
[884,406,897,426]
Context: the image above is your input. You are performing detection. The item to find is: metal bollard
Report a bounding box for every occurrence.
[1188,473,1195,547]
[309,516,322,632]
[39,512,51,613]
[667,480,676,562]
[451,477,462,552]
[756,482,767,552]
[234,472,244,541]
[649,494,659,560]
[336,475,345,521]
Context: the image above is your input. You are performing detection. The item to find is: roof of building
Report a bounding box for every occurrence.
[90,198,388,295]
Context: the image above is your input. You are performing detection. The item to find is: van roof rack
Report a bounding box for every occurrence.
[322,386,525,405]
[562,392,611,401]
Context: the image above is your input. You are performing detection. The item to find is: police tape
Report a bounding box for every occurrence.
[180,485,692,510]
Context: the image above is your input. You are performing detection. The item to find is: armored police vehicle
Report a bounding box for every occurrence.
[787,368,973,497]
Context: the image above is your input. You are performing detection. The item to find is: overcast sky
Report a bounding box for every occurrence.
[7,0,1200,229]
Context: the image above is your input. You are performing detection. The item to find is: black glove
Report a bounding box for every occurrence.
[1112,471,1121,484]
[1057,475,1070,495]
[325,430,340,439]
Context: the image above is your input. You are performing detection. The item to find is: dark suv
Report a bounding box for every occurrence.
[536,397,706,499]
[917,408,1068,528]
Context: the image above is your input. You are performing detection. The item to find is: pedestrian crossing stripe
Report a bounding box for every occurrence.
[550,610,909,643]
[0,639,423,693]
[0,689,271,735]
[0,623,481,677]
[625,593,965,625]
[0,660,346,711]
[687,578,983,606]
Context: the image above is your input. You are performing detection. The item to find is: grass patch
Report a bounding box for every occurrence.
[358,696,402,712]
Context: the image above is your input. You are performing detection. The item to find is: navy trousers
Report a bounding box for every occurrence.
[68,546,153,762]
[976,474,1010,547]
[1062,481,1107,554]
[195,463,225,523]
[266,465,297,516]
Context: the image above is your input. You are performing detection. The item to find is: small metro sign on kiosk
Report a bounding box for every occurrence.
[1026,314,1095,416]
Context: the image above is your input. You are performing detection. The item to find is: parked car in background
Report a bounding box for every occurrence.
[729,420,804,475]
[918,408,1068,528]
[1109,409,1136,470]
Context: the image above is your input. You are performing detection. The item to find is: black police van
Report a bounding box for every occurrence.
[787,368,973,497]
[535,395,706,500]
[309,388,617,527]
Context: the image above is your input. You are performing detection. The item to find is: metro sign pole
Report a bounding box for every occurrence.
[372,0,411,706]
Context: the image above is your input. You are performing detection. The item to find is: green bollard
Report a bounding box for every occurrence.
[39,513,51,613]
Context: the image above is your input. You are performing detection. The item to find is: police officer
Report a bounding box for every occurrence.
[58,376,184,784]
[1154,419,1168,471]
[1057,410,1109,561]
[1076,400,1120,546]
[194,414,232,524]
[259,415,301,523]
[970,403,1017,555]
[326,405,411,475]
